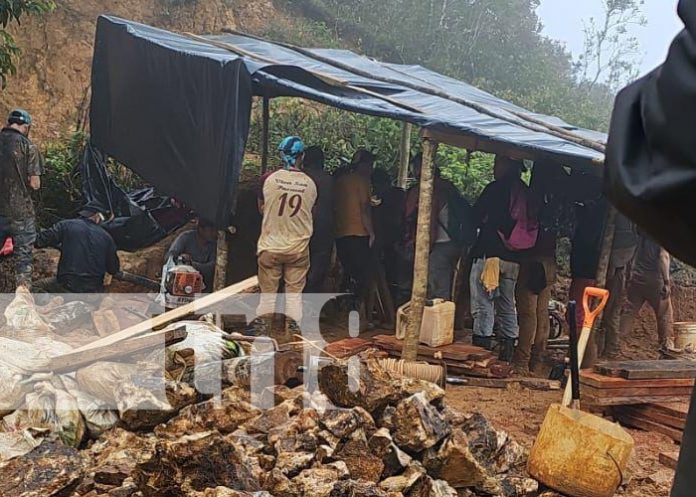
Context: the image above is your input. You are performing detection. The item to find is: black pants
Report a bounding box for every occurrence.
[336,235,371,301]
[305,233,333,294]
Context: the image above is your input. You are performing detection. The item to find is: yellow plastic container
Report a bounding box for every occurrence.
[528,404,634,497]
[395,300,455,348]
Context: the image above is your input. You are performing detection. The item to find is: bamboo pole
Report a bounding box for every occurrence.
[398,122,412,189]
[261,96,270,174]
[582,205,617,368]
[214,230,229,292]
[402,137,438,362]
[221,29,606,155]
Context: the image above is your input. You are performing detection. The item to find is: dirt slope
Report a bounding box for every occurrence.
[0,0,278,142]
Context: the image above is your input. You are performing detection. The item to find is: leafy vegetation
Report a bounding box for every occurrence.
[0,0,55,86]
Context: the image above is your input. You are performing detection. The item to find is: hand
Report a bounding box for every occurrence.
[28,175,40,191]
[179,253,193,265]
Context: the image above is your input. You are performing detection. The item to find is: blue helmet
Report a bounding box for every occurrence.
[8,109,32,126]
[278,136,305,168]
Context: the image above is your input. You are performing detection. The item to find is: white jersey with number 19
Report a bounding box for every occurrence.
[257,168,317,256]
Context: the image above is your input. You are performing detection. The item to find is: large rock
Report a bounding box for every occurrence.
[334,438,384,483]
[462,413,526,474]
[329,480,391,497]
[154,396,261,437]
[379,464,426,493]
[498,477,539,497]
[134,431,263,496]
[406,477,458,497]
[0,439,85,497]
[192,488,273,497]
[274,451,315,477]
[320,406,376,438]
[244,399,299,435]
[391,393,450,453]
[289,465,349,497]
[118,380,198,432]
[422,431,490,489]
[368,428,412,478]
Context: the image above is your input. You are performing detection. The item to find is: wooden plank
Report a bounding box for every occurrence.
[659,451,680,470]
[69,276,259,354]
[649,402,690,421]
[35,327,188,373]
[582,384,693,399]
[615,413,683,443]
[372,335,492,361]
[324,338,373,359]
[595,360,696,380]
[580,370,695,389]
[619,405,687,430]
[450,376,561,391]
[583,394,692,407]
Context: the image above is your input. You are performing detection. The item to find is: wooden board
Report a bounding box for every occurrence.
[618,405,687,430]
[648,402,690,421]
[659,451,680,470]
[580,370,695,389]
[35,327,188,373]
[615,412,683,443]
[583,394,692,407]
[372,335,492,361]
[69,276,258,353]
[595,360,696,380]
[450,376,561,391]
[324,338,373,359]
[581,384,693,399]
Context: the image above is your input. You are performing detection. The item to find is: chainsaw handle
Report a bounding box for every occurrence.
[583,287,610,329]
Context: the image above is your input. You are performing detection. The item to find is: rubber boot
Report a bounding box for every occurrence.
[472,335,493,350]
[498,338,515,363]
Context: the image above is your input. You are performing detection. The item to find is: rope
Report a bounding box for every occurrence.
[377,358,444,385]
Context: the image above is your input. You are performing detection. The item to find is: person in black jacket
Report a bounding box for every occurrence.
[34,207,120,293]
[606,2,696,494]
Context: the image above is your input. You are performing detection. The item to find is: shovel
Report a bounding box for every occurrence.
[561,287,610,407]
[528,287,634,497]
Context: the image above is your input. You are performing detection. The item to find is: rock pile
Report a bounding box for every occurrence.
[0,358,541,497]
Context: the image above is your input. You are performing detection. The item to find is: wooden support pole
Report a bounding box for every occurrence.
[582,205,617,368]
[261,96,270,174]
[214,230,229,292]
[402,137,438,362]
[398,122,412,189]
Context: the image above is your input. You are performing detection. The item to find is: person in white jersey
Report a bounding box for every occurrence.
[252,136,317,340]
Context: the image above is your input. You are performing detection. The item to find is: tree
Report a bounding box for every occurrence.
[0,0,55,86]
[575,0,646,92]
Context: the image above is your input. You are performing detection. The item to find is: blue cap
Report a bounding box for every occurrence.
[278,136,305,168]
[8,109,32,126]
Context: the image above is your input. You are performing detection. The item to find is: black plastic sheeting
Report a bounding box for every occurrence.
[90,16,253,229]
[90,16,605,229]
[78,142,190,252]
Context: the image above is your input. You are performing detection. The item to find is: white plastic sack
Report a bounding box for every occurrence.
[3,287,52,333]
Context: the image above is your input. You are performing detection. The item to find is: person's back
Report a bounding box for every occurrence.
[0,127,40,222]
[304,146,334,294]
[258,168,317,256]
[36,216,120,292]
[632,235,663,284]
[334,171,370,239]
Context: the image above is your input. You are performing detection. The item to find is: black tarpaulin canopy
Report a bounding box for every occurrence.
[90,15,606,228]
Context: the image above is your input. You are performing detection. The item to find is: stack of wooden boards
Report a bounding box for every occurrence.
[371,334,512,378]
[580,360,696,444]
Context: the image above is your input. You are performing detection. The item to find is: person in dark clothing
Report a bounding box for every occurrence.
[605,4,696,493]
[303,146,334,294]
[469,156,526,360]
[34,207,120,293]
[166,218,218,292]
[0,109,43,289]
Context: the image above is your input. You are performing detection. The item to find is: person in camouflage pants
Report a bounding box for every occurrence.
[0,109,43,289]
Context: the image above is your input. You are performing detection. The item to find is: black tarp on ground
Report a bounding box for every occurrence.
[78,142,190,251]
[90,16,253,228]
[90,16,605,230]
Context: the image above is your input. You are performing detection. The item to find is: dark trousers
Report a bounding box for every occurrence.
[305,233,333,294]
[336,235,371,301]
[9,217,36,287]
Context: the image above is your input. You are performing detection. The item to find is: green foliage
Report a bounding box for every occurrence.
[0,0,55,86]
[38,131,86,227]
[436,148,494,201]
[263,18,340,48]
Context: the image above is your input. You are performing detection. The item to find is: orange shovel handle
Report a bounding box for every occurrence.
[582,287,610,329]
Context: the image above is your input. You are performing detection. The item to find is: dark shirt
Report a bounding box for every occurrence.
[0,128,43,220]
[470,177,518,262]
[166,230,217,291]
[36,218,120,292]
[305,168,334,240]
[632,235,663,284]
[571,200,607,279]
